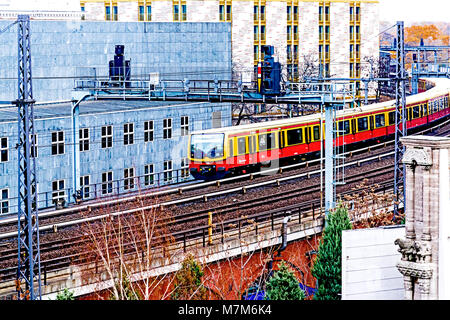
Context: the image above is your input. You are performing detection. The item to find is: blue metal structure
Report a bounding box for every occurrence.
[393,21,407,220]
[14,15,42,300]
[257,45,282,95]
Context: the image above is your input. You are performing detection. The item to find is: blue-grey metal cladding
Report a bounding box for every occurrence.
[15,15,41,300]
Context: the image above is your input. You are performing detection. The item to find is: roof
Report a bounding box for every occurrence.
[0,99,219,124]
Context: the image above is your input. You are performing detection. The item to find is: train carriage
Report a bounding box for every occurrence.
[189,78,450,180]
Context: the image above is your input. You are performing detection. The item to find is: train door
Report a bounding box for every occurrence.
[227,137,235,166]
[248,134,257,164]
[236,136,248,168]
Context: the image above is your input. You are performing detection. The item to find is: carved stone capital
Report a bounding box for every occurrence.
[396,260,433,279]
[402,148,432,168]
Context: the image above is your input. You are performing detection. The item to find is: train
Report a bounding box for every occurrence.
[188,78,450,180]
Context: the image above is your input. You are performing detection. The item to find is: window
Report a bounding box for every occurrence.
[139,3,152,21]
[164,160,173,182]
[124,123,134,145]
[181,157,189,178]
[338,120,351,135]
[313,125,321,141]
[181,116,189,136]
[237,137,247,155]
[30,134,38,158]
[101,125,113,148]
[375,114,385,128]
[287,6,291,20]
[287,128,303,145]
[105,5,111,20]
[79,128,89,152]
[229,139,234,157]
[139,5,145,21]
[226,5,231,21]
[147,5,152,21]
[181,4,187,21]
[144,120,154,142]
[173,4,179,20]
[51,131,64,155]
[357,117,369,131]
[413,106,420,119]
[124,167,135,190]
[1,189,8,214]
[80,175,90,199]
[144,164,154,186]
[102,171,113,195]
[163,118,172,139]
[113,5,118,21]
[1,137,8,162]
[388,111,395,125]
[258,132,275,150]
[219,4,225,21]
[52,180,65,204]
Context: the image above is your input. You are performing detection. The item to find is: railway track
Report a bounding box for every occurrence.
[1,117,448,238]
[0,117,448,286]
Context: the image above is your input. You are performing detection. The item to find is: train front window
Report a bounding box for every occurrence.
[190,133,224,159]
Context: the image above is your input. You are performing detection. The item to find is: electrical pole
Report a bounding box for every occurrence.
[393,21,407,220]
[14,14,42,300]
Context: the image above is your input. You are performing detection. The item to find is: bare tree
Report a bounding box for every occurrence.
[78,196,176,300]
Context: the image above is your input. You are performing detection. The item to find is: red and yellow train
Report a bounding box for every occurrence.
[188,78,450,180]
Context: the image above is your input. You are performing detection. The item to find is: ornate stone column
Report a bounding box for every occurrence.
[395,136,450,300]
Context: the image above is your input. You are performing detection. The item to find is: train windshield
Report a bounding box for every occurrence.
[190,133,224,159]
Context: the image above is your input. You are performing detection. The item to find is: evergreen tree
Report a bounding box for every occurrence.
[172,254,208,300]
[311,204,352,300]
[56,288,75,300]
[265,261,305,300]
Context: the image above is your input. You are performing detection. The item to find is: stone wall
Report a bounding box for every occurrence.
[266,1,286,71]
[231,1,253,82]
[188,0,219,21]
[330,2,349,78]
[298,1,319,75]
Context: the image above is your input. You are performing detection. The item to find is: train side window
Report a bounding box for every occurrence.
[305,127,311,143]
[286,128,303,145]
[313,125,321,141]
[407,108,412,121]
[266,132,276,149]
[278,131,284,148]
[369,116,374,130]
[229,139,234,157]
[248,136,253,153]
[338,120,350,135]
[375,114,385,128]
[258,134,267,151]
[413,106,420,119]
[388,111,395,125]
[351,119,356,133]
[357,117,368,131]
[433,101,438,113]
[237,137,247,155]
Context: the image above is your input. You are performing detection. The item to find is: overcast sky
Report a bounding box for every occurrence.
[379,0,450,23]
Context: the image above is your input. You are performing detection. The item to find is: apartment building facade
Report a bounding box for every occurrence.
[80,0,379,95]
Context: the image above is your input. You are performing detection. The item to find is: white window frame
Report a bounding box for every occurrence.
[101,125,113,149]
[1,188,9,214]
[123,167,135,190]
[163,118,172,139]
[144,163,154,186]
[181,116,189,136]
[80,175,90,199]
[51,131,65,155]
[102,171,114,195]
[124,123,134,145]
[52,179,66,204]
[79,128,90,152]
[181,157,189,179]
[144,120,154,142]
[1,137,8,162]
[163,160,173,182]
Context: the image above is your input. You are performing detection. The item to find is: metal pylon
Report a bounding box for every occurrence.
[393,21,407,220]
[15,15,41,300]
